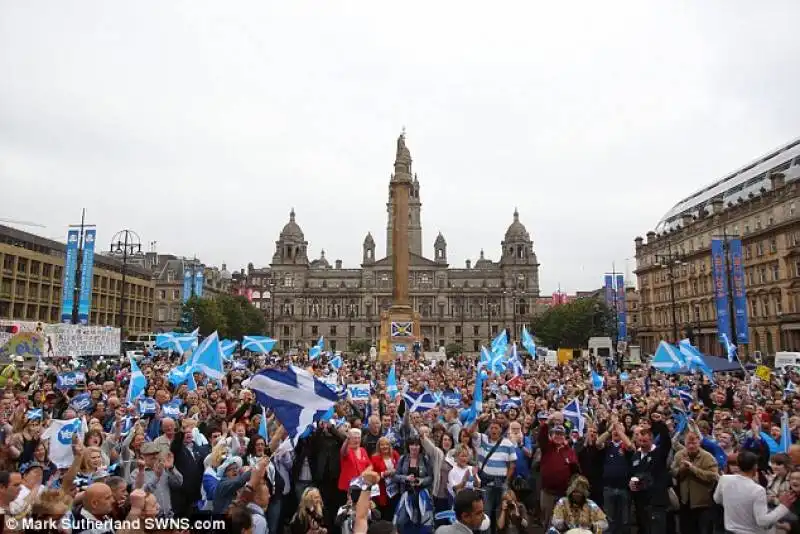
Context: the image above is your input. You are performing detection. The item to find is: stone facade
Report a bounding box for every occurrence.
[233,135,541,353]
[635,143,800,359]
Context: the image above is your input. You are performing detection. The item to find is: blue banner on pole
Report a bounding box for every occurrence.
[616,274,627,341]
[711,239,732,342]
[182,269,192,303]
[60,229,80,323]
[604,275,614,308]
[194,269,204,298]
[729,239,749,344]
[77,229,96,325]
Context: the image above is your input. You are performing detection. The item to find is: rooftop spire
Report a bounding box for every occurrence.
[290,208,296,222]
[513,207,519,221]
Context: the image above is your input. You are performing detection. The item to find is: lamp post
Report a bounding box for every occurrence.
[110,229,142,346]
[655,241,684,343]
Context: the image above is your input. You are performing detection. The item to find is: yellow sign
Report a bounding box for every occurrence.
[755,365,771,381]
[557,348,573,365]
[0,332,44,361]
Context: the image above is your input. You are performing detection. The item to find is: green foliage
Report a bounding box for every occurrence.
[531,298,616,348]
[445,343,463,358]
[348,339,372,354]
[182,295,265,339]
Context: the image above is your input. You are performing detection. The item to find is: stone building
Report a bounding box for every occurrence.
[135,253,232,331]
[635,137,800,358]
[233,134,541,353]
[0,224,155,334]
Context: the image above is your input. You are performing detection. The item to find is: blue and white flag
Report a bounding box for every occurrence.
[348,384,371,401]
[308,336,325,360]
[720,333,737,364]
[220,339,238,360]
[244,365,339,439]
[258,406,269,441]
[442,392,462,408]
[678,339,714,380]
[591,370,605,391]
[242,336,276,354]
[386,365,398,400]
[650,341,687,374]
[520,326,536,357]
[155,329,198,355]
[500,398,522,412]
[70,392,93,412]
[619,371,630,382]
[402,391,438,413]
[490,329,508,357]
[41,418,84,468]
[168,360,193,387]
[56,371,85,390]
[480,346,506,374]
[232,360,247,371]
[126,357,147,405]
[781,411,792,453]
[563,398,585,435]
[508,344,524,376]
[671,387,694,408]
[189,331,225,380]
[162,400,183,418]
[785,381,797,399]
[26,408,43,421]
[329,354,343,371]
[137,397,158,415]
[460,368,485,425]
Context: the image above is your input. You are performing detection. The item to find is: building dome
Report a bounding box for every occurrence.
[474,249,493,269]
[504,208,530,242]
[280,208,305,241]
[310,249,330,269]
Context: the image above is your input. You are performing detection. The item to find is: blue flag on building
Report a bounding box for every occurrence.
[77,229,96,325]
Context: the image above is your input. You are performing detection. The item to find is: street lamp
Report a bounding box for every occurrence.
[655,241,684,343]
[109,229,143,345]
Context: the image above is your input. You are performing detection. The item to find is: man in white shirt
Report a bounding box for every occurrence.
[713,450,795,533]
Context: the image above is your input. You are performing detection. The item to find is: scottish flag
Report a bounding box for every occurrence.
[480,346,506,374]
[671,387,694,408]
[386,364,398,400]
[242,335,276,354]
[403,390,438,413]
[720,333,737,363]
[330,354,343,371]
[490,329,508,357]
[168,360,193,387]
[521,326,536,357]
[308,336,324,360]
[460,368,485,425]
[189,331,225,380]
[244,365,339,438]
[650,341,686,374]
[563,398,585,435]
[156,329,198,355]
[591,370,604,391]
[26,408,43,421]
[500,398,522,412]
[258,406,269,441]
[126,357,147,405]
[220,339,238,360]
[678,339,714,380]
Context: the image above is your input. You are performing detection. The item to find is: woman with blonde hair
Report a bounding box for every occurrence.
[29,489,73,534]
[497,488,528,534]
[290,486,328,534]
[371,436,401,520]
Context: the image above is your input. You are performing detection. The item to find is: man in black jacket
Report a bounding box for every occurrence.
[170,419,210,517]
[629,412,672,534]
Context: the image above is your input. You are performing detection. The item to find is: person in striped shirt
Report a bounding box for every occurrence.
[473,419,515,534]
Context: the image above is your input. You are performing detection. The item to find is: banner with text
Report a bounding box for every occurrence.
[194,270,204,298]
[182,269,192,303]
[604,275,614,309]
[60,229,80,323]
[729,239,749,344]
[616,274,627,341]
[77,229,96,325]
[711,238,732,342]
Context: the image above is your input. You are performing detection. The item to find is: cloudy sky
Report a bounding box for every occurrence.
[2,1,799,293]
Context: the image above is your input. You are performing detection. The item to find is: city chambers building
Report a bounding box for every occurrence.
[232,134,541,353]
[635,137,800,359]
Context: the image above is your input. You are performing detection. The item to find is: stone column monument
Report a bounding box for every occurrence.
[379,132,421,362]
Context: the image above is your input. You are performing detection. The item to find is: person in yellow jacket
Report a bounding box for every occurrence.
[0,363,19,388]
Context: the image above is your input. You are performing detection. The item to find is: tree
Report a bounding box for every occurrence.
[182,295,265,339]
[531,298,616,348]
[445,343,463,358]
[183,296,226,337]
[348,339,372,355]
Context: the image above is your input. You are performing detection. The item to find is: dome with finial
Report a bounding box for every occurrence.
[363,232,375,247]
[504,207,530,242]
[434,232,446,247]
[280,208,305,241]
[310,249,330,269]
[475,248,493,268]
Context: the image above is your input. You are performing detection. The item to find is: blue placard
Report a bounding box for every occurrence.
[182,269,192,302]
[162,400,183,418]
[194,270,204,298]
[442,392,462,408]
[70,392,93,412]
[77,229,96,325]
[711,239,732,342]
[348,383,370,400]
[61,229,80,323]
[137,397,157,415]
[57,371,86,389]
[728,239,749,344]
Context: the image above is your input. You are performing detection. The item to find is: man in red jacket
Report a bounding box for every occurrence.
[537,411,580,529]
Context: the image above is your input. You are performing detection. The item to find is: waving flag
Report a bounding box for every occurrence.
[386,364,398,400]
[242,336,276,354]
[258,406,269,441]
[650,341,686,373]
[490,329,508,357]
[220,339,238,360]
[190,331,225,380]
[155,329,198,354]
[520,326,536,357]
[720,333,737,363]
[591,370,604,391]
[26,408,43,421]
[500,398,522,412]
[168,360,193,387]
[329,354,343,371]
[480,346,506,374]
[678,339,714,380]
[126,357,147,405]
[308,336,325,360]
[402,391,438,413]
[460,368,485,425]
[671,387,694,408]
[781,411,792,453]
[244,365,339,439]
[563,398,585,435]
[508,344,524,376]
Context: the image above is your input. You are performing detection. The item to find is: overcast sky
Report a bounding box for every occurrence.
[2,1,799,294]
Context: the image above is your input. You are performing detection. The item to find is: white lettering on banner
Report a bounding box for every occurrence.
[394,344,406,352]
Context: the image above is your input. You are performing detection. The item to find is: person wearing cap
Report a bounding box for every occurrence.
[212,453,252,514]
[9,461,44,518]
[537,412,579,531]
[131,442,182,517]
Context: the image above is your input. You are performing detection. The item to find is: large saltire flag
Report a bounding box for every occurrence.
[155,329,198,354]
[189,331,225,380]
[126,356,147,405]
[308,336,324,360]
[242,336,276,354]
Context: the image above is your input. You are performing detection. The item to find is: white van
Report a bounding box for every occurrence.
[774,352,800,373]
[128,333,157,351]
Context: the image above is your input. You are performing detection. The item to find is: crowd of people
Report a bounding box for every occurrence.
[1,345,800,534]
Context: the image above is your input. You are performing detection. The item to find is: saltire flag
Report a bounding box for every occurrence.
[242,336,276,354]
[490,329,508,357]
[460,368,485,425]
[258,406,269,441]
[520,326,536,357]
[189,331,225,380]
[126,357,147,405]
[155,329,198,355]
[26,408,43,421]
[402,390,438,413]
[390,322,413,338]
[720,333,738,364]
[591,370,604,391]
[220,339,238,360]
[386,364,398,400]
[678,339,714,380]
[650,341,686,373]
[563,398,585,435]
[168,360,193,387]
[671,387,694,408]
[500,398,522,412]
[508,344,524,377]
[243,365,339,439]
[329,354,343,371]
[480,346,506,374]
[308,336,324,360]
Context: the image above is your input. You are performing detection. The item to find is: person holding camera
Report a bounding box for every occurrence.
[497,489,528,534]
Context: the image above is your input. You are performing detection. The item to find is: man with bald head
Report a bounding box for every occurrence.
[154,417,177,449]
[73,482,115,534]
